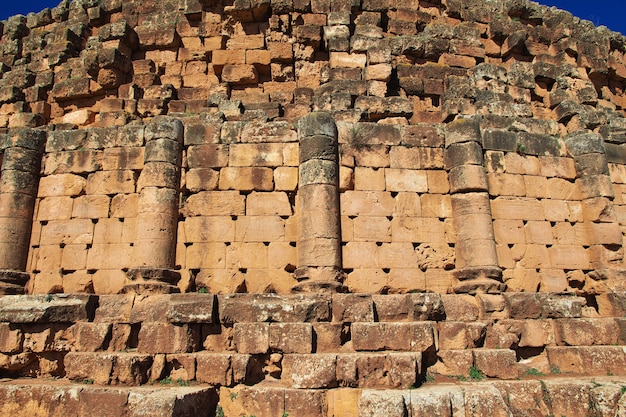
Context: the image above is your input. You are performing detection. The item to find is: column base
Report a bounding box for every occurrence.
[452,266,505,294]
[292,267,347,293]
[0,270,30,295]
[122,268,181,295]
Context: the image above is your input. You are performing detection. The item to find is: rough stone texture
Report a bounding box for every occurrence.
[1,0,626,414]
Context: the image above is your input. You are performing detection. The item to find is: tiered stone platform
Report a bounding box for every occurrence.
[1,292,625,416]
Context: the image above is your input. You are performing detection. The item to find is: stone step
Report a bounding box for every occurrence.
[62,346,626,390]
[216,377,626,417]
[0,378,216,417]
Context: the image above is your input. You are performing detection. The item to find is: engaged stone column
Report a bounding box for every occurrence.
[565,132,623,278]
[445,118,505,294]
[0,128,46,294]
[125,117,183,294]
[293,112,345,293]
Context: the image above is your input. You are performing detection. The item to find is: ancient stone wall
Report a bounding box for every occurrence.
[2,1,626,415]
[2,0,626,296]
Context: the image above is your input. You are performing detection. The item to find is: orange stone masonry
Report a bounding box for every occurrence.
[0,0,626,415]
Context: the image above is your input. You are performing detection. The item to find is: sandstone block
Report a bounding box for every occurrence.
[218,167,274,191]
[85,170,136,194]
[385,169,428,192]
[182,191,246,216]
[352,322,435,351]
[473,349,518,379]
[37,174,86,197]
[246,191,292,216]
[137,323,199,354]
[448,165,488,193]
[269,323,313,353]
[218,294,331,324]
[282,353,337,388]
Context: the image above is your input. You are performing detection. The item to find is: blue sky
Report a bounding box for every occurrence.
[0,0,625,34]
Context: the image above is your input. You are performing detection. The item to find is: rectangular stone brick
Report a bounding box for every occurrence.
[71,195,110,219]
[377,243,418,268]
[187,144,229,168]
[38,174,87,197]
[39,219,94,245]
[86,243,133,269]
[353,216,391,242]
[43,150,104,175]
[183,216,235,242]
[282,354,337,388]
[218,167,274,191]
[473,349,518,379]
[269,323,313,353]
[246,191,292,216]
[182,191,245,216]
[102,147,144,171]
[137,323,200,354]
[550,245,589,269]
[37,196,73,220]
[185,242,226,269]
[235,216,285,242]
[61,244,89,270]
[85,170,136,194]
[233,323,269,354]
[340,191,395,216]
[490,197,544,220]
[196,353,248,385]
[351,322,435,351]
[354,167,386,191]
[226,242,268,269]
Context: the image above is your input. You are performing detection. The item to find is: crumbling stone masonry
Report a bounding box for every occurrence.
[0,0,626,415]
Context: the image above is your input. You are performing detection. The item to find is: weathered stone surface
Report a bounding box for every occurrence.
[0,295,96,323]
[219,294,331,324]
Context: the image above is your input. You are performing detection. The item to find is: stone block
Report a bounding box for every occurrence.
[246,191,292,216]
[71,195,110,219]
[102,147,145,171]
[37,174,86,197]
[473,349,518,379]
[181,191,246,216]
[352,322,435,352]
[0,322,23,353]
[219,294,331,324]
[332,294,374,323]
[218,167,274,191]
[234,216,284,242]
[269,323,313,353]
[385,169,428,192]
[70,322,111,352]
[137,323,200,354]
[554,318,619,346]
[282,353,337,388]
[340,191,395,216]
[85,170,136,194]
[448,165,488,193]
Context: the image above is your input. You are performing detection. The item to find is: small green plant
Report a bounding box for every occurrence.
[159,377,173,385]
[455,375,467,382]
[425,374,435,383]
[516,142,526,154]
[230,392,238,401]
[81,378,94,384]
[216,406,225,417]
[524,368,545,377]
[469,366,484,381]
[549,365,561,375]
[198,287,209,294]
[621,386,626,395]
[282,412,289,417]
[176,378,189,387]
[45,294,54,302]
